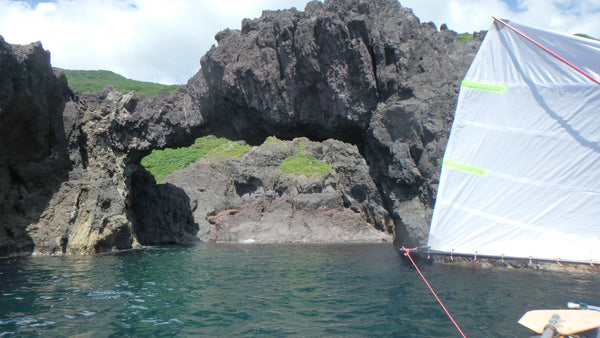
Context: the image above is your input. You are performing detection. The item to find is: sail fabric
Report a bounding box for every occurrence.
[427,20,600,264]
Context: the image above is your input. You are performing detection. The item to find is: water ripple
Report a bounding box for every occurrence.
[1,243,599,337]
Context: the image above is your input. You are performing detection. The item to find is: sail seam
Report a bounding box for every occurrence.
[460,120,572,140]
[437,199,600,248]
[490,170,600,196]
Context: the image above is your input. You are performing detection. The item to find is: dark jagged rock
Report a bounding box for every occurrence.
[188,0,481,246]
[0,0,482,256]
[0,36,72,256]
[130,169,199,245]
[1,38,202,255]
[49,87,203,254]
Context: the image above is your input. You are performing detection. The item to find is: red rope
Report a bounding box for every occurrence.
[492,17,600,86]
[400,247,467,338]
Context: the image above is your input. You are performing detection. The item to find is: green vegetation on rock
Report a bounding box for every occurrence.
[458,33,474,43]
[262,136,333,178]
[279,140,334,179]
[279,153,334,178]
[60,69,180,96]
[205,140,250,159]
[297,142,307,154]
[141,136,249,183]
[142,133,332,183]
[263,135,283,145]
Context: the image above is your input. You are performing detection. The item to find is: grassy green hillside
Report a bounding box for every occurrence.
[59,69,180,96]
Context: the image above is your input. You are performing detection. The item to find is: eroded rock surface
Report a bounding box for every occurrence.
[164,138,392,243]
[1,49,201,255]
[47,87,202,254]
[188,0,482,246]
[0,36,71,255]
[0,0,482,256]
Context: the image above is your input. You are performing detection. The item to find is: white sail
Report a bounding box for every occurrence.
[427,19,600,264]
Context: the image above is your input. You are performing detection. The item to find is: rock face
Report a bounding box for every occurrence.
[1,39,201,255]
[0,0,482,256]
[43,87,202,254]
[130,169,198,245]
[0,36,71,256]
[164,138,392,243]
[188,0,481,246]
[60,87,202,253]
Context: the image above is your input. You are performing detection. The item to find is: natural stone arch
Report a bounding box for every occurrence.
[175,0,481,247]
[0,0,482,256]
[100,0,481,250]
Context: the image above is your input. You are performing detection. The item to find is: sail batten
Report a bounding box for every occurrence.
[427,20,600,264]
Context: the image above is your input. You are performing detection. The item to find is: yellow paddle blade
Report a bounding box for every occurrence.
[518,309,600,335]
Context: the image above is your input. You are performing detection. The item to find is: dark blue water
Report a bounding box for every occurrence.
[1,243,598,337]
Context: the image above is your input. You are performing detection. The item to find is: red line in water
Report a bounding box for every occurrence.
[400,247,467,338]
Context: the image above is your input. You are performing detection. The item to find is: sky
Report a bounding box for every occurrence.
[1,0,599,85]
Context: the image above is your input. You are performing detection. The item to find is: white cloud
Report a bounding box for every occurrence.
[400,0,600,38]
[1,0,598,85]
[0,0,311,84]
[400,0,512,33]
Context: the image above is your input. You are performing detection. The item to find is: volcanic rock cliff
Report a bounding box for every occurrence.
[0,0,482,256]
[182,0,482,246]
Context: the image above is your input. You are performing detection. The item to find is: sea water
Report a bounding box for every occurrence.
[1,243,599,337]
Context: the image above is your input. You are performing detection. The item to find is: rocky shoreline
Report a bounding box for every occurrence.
[0,0,483,256]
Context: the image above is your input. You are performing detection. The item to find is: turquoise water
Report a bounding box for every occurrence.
[1,243,599,337]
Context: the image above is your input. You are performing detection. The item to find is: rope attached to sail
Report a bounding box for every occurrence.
[399,246,467,338]
[492,17,600,86]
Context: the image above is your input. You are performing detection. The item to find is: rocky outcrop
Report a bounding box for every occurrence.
[164,138,391,243]
[42,87,201,254]
[187,0,482,246]
[130,169,198,245]
[0,0,482,256]
[0,36,71,256]
[1,39,201,255]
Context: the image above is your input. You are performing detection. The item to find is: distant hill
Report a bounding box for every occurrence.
[58,69,180,96]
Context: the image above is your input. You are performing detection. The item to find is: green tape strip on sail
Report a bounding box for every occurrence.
[443,159,489,176]
[461,80,507,93]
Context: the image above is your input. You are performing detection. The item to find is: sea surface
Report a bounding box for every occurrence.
[1,243,598,337]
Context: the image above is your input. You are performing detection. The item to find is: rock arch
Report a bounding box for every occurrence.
[0,0,482,255]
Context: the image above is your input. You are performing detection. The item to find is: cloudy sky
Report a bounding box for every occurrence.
[1,0,599,85]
